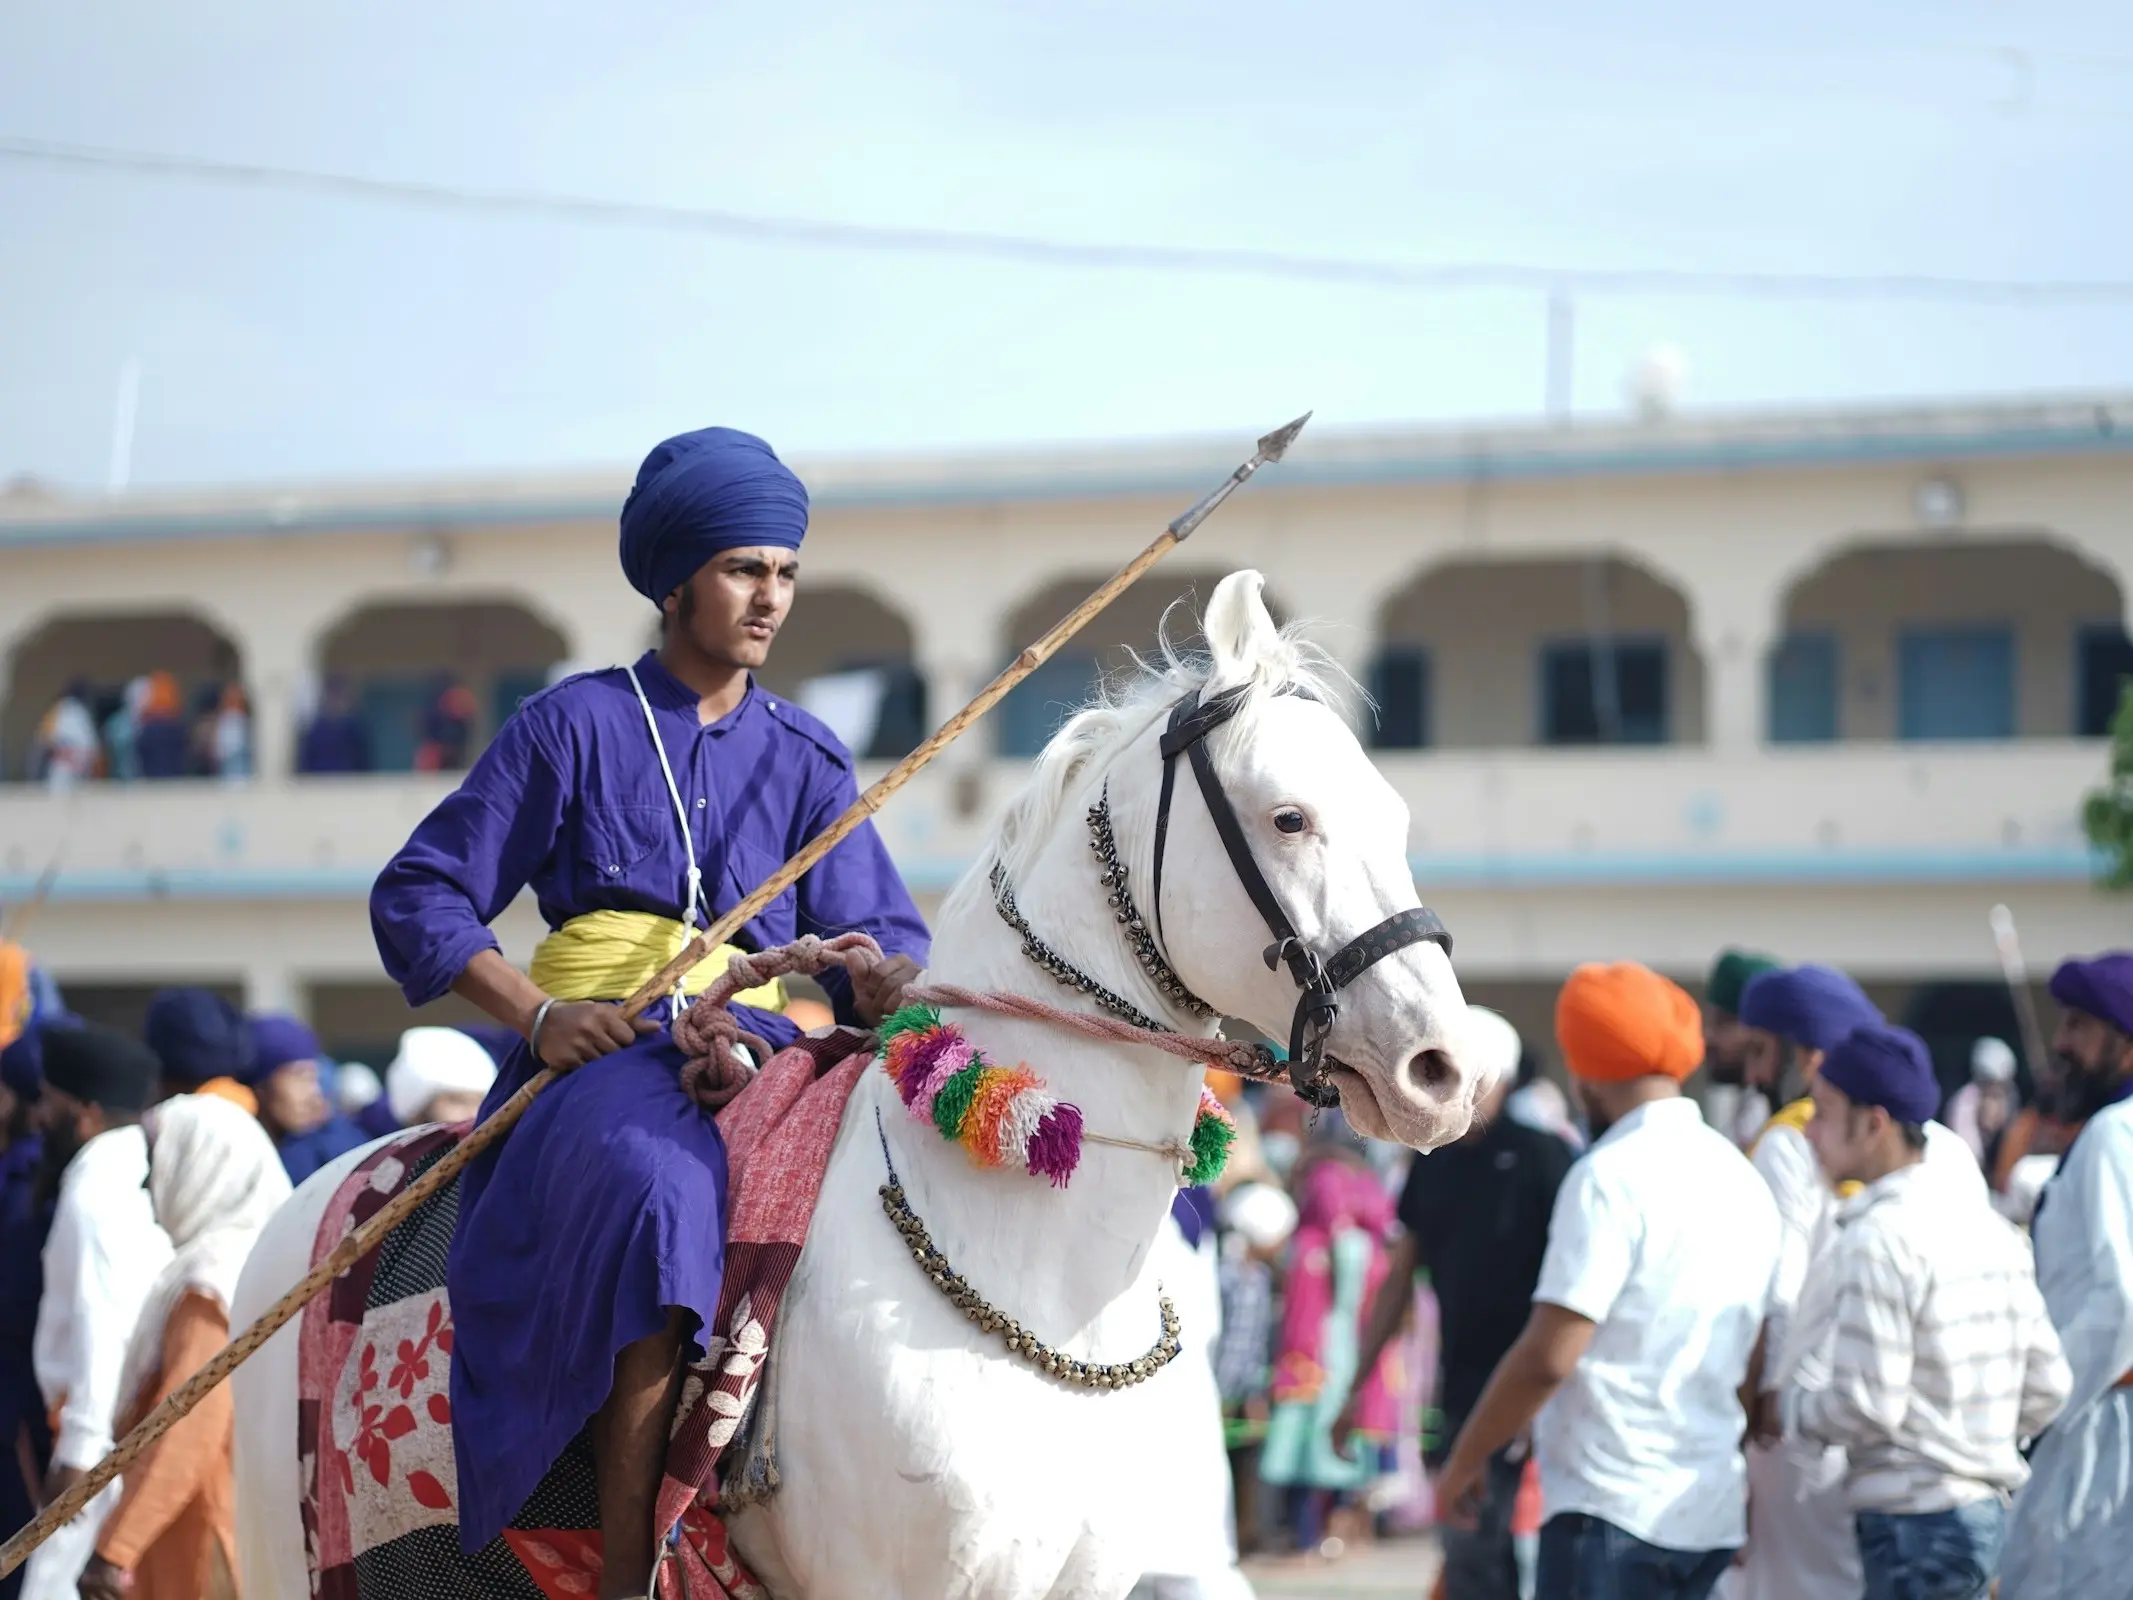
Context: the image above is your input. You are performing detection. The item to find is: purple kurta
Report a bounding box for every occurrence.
[368,651,930,1551]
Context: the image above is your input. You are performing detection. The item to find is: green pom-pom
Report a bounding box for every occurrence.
[877,1003,941,1044]
[1182,1108,1235,1186]
[931,1065,985,1141]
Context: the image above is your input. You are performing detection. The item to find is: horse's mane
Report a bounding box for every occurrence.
[942,600,1359,925]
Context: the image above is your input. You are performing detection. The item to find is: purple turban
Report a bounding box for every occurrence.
[618,427,808,605]
[144,987,252,1087]
[1738,963,1883,1053]
[242,1014,322,1085]
[1819,1023,1941,1124]
[2049,951,2133,1038]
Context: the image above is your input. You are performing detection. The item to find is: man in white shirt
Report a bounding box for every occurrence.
[22,1024,172,1600]
[2002,950,2133,1596]
[1783,1023,2069,1599]
[1730,963,1986,1600]
[1438,962,1780,1600]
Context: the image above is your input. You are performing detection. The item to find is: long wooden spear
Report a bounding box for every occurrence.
[0,410,1310,1578]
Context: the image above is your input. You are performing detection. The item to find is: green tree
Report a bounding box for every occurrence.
[2085,679,2133,889]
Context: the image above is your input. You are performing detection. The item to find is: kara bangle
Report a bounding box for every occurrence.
[528,996,560,1065]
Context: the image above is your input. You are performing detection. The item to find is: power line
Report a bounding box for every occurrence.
[6,132,2132,306]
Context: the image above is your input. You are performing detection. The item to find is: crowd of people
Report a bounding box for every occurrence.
[1195,945,2128,1600]
[4,924,2129,1599]
[27,678,252,789]
[23,671,487,786]
[0,951,500,1599]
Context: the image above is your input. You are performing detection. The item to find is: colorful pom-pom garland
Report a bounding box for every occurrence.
[878,1004,1234,1188]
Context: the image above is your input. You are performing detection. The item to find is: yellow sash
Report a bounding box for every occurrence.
[529,910,787,1012]
[1750,1095,1862,1198]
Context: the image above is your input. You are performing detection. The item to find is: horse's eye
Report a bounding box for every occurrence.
[1274,809,1307,835]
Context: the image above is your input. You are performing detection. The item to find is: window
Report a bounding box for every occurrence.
[1897,627,2014,741]
[997,651,1101,757]
[2077,626,2133,737]
[1768,632,1838,744]
[1368,648,1430,749]
[1540,639,1668,745]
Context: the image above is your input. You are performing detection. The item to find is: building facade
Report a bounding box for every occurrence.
[2,395,2128,1074]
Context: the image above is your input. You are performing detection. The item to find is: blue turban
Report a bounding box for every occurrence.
[1,1013,80,1100]
[144,987,252,1087]
[2049,951,2133,1039]
[1738,963,1883,1053]
[1819,1023,1941,1124]
[242,1014,322,1085]
[618,427,809,605]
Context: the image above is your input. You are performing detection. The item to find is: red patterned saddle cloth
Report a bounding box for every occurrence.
[296,1031,873,1599]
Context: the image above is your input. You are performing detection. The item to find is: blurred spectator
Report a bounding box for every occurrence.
[331,1060,399,1141]
[30,681,98,790]
[1343,1006,1568,1600]
[185,684,222,777]
[241,1015,368,1184]
[77,1094,290,1600]
[100,678,152,784]
[142,989,252,1105]
[0,946,63,1600]
[1781,1024,2067,1600]
[1260,1154,1399,1555]
[1948,1035,2018,1171]
[1438,964,1775,1600]
[386,1026,497,1127]
[133,674,189,781]
[1216,1180,1299,1556]
[413,677,477,773]
[26,1024,171,1600]
[297,674,373,775]
[210,685,251,781]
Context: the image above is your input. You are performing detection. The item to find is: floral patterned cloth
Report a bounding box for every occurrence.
[295,1030,873,1599]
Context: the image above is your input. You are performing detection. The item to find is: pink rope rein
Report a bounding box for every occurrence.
[670,938,1289,1109]
[901,981,1287,1083]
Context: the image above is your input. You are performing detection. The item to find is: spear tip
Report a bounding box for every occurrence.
[1255,411,1312,464]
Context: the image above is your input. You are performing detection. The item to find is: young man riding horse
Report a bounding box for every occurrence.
[369,426,930,1594]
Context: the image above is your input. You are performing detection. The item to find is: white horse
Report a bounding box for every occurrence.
[233,570,1487,1599]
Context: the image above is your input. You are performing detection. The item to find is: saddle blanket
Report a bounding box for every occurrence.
[296,1031,874,1599]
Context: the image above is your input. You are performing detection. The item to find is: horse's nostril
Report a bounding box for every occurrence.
[1409,1048,1457,1094]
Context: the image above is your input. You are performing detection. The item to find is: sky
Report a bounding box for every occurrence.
[1,0,2129,489]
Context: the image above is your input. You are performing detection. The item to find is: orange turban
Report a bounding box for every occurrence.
[1556,962,1704,1084]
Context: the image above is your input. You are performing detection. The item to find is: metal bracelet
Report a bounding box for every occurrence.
[527,996,560,1066]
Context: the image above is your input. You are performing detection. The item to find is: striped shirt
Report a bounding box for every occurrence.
[1784,1158,2072,1514]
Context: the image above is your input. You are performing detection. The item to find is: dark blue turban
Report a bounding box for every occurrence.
[242,1013,322,1085]
[2050,951,2133,1038]
[144,986,252,1087]
[1,1012,80,1100]
[1738,963,1883,1053]
[1819,1023,1941,1124]
[618,427,809,605]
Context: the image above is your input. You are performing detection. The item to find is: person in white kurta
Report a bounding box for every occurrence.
[1722,964,1991,1600]
[2001,952,2133,1597]
[22,1024,173,1600]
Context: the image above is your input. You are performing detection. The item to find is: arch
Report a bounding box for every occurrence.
[311,598,568,774]
[1773,535,2124,742]
[1373,554,1706,749]
[993,568,1292,757]
[2,608,245,781]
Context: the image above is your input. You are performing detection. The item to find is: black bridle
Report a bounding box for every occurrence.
[1150,684,1454,1106]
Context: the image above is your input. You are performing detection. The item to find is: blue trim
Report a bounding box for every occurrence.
[0,844,2097,904]
[2,412,2128,551]
[1407,845,2096,887]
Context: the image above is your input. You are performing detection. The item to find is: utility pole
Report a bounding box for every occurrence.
[107,359,140,493]
[1545,290,1575,425]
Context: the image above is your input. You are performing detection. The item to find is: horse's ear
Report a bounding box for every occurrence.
[1203,570,1279,679]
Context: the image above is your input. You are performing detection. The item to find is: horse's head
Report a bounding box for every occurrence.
[964,569,1496,1152]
